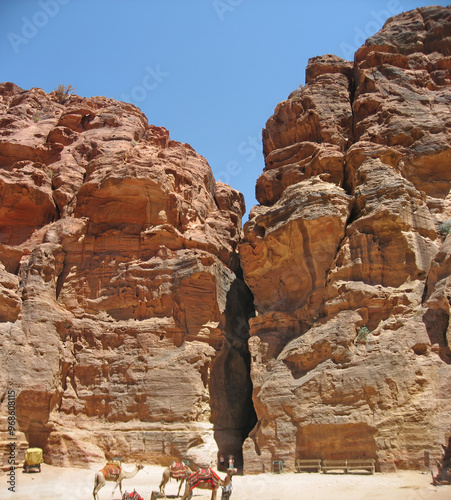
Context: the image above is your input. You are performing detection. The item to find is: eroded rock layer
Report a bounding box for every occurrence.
[0,83,255,468]
[241,6,451,472]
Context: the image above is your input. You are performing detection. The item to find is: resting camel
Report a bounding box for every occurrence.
[159,461,191,497]
[180,467,237,500]
[93,462,144,499]
[151,492,165,500]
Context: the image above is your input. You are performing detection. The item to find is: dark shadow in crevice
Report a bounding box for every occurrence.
[210,275,257,474]
[423,308,451,364]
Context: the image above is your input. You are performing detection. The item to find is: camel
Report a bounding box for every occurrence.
[159,461,191,497]
[150,492,165,500]
[180,467,237,500]
[93,462,144,500]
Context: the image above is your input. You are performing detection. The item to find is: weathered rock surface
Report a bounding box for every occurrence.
[241,6,451,473]
[0,83,255,468]
[1,5,450,475]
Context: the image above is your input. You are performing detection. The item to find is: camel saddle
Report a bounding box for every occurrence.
[188,468,220,490]
[170,462,189,480]
[101,462,121,479]
[122,490,144,500]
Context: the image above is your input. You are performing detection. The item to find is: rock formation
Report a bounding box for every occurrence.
[0,5,450,475]
[240,5,451,472]
[0,83,255,468]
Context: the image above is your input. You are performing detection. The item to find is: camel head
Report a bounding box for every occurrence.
[226,467,237,476]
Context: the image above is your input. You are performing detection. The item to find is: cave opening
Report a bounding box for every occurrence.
[209,276,257,473]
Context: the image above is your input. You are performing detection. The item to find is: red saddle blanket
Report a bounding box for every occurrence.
[170,462,188,480]
[101,463,121,479]
[122,491,144,500]
[188,468,220,490]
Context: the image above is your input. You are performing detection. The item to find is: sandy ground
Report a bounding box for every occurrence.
[1,462,450,500]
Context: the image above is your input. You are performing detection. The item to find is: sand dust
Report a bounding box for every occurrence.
[2,462,450,499]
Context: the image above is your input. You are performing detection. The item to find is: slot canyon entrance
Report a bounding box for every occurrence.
[209,276,257,473]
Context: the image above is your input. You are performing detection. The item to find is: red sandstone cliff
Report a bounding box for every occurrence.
[240,5,451,472]
[0,5,450,474]
[0,84,255,468]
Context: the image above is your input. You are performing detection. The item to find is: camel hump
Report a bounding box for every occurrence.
[170,462,189,479]
[101,463,121,479]
[188,468,220,490]
[207,468,220,482]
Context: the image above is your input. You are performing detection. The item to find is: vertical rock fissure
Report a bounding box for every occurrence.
[0,82,259,467]
[210,273,257,473]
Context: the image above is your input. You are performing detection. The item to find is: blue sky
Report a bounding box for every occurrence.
[1,0,448,220]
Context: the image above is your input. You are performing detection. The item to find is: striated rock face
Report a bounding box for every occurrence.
[1,6,450,474]
[241,6,451,473]
[0,83,255,468]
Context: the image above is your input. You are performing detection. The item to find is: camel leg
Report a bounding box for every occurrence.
[176,478,184,497]
[211,488,217,500]
[93,473,105,500]
[180,482,192,500]
[111,479,122,498]
[159,471,169,496]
